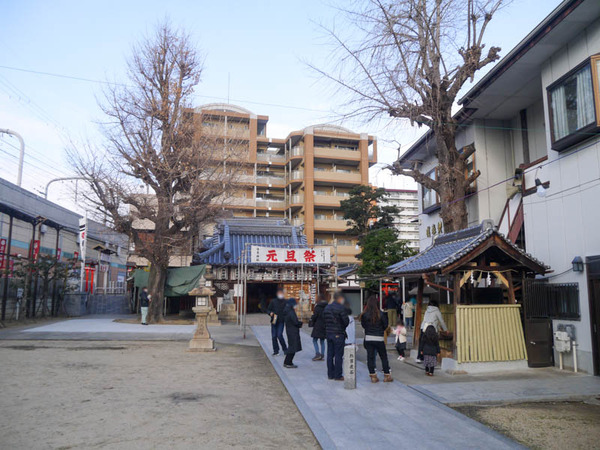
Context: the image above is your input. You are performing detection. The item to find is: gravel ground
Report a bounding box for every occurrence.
[0,340,319,449]
[455,400,600,450]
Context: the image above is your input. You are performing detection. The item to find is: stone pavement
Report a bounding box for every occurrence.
[411,373,600,405]
[0,316,260,346]
[253,325,522,450]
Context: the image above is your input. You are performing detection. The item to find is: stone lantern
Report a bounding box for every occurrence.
[188,273,216,352]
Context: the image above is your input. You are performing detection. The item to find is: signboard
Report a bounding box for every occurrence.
[56,248,61,261]
[0,238,6,269]
[250,246,330,265]
[78,218,87,262]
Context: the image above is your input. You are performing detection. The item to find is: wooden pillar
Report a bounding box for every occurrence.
[453,273,461,358]
[506,272,516,304]
[413,277,425,347]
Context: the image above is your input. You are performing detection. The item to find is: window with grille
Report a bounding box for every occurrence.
[524,280,580,320]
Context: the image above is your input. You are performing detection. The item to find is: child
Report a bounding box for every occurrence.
[421,325,440,376]
[393,320,407,361]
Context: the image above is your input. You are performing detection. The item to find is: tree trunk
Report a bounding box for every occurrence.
[148,263,167,323]
[435,125,470,233]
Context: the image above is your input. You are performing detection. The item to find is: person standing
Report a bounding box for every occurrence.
[283,298,302,368]
[393,319,407,361]
[267,288,288,356]
[417,299,447,363]
[360,295,393,383]
[422,325,440,376]
[385,291,398,329]
[309,294,327,361]
[140,287,150,325]
[402,299,414,329]
[323,292,349,381]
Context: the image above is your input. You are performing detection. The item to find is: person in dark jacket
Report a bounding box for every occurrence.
[139,287,150,325]
[323,292,349,381]
[283,298,302,368]
[385,292,398,329]
[267,288,288,356]
[360,295,393,383]
[309,294,328,361]
[422,325,440,376]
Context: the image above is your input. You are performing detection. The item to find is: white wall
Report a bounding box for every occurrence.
[523,17,600,374]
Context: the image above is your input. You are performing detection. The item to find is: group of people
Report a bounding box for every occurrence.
[267,287,448,380]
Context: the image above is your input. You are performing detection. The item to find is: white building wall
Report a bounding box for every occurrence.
[523,18,600,374]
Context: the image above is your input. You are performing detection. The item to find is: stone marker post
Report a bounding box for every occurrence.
[188,275,216,352]
[343,345,356,389]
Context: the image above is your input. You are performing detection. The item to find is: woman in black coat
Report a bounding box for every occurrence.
[309,294,328,361]
[360,295,393,383]
[283,298,302,368]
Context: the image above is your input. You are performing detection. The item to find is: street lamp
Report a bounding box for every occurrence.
[0,129,25,186]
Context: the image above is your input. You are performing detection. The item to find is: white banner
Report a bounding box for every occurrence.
[250,246,330,264]
[78,217,87,262]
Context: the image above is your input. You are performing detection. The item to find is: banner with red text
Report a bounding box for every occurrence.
[250,246,330,264]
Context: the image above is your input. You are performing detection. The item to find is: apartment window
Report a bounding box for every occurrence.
[422,169,439,211]
[315,213,328,220]
[548,56,600,151]
[314,238,329,245]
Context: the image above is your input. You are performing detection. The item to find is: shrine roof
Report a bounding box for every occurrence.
[192,218,308,266]
[387,221,549,276]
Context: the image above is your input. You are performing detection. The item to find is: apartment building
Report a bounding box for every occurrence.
[382,189,420,251]
[396,0,600,374]
[196,103,377,263]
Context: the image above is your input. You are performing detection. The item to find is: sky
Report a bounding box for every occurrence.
[0,0,562,213]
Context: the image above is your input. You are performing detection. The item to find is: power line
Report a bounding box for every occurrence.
[0,64,331,114]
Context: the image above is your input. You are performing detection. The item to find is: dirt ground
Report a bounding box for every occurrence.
[455,400,600,450]
[0,340,319,449]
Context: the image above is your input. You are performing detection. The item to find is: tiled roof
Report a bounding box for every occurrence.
[192,218,308,266]
[387,223,549,275]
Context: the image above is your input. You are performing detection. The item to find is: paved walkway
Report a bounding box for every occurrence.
[253,326,522,450]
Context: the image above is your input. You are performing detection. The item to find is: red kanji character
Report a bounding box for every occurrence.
[303,249,316,263]
[266,249,278,262]
[285,250,297,262]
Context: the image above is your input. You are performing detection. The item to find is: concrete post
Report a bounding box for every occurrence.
[343,345,356,389]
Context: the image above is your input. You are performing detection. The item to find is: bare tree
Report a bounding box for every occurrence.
[314,0,506,232]
[69,22,244,322]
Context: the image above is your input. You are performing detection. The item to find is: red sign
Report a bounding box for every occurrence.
[32,240,40,261]
[56,248,61,261]
[0,238,6,270]
[74,251,79,260]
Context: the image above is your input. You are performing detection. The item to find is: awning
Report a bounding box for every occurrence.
[131,265,206,297]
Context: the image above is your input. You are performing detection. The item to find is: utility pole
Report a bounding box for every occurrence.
[0,129,25,186]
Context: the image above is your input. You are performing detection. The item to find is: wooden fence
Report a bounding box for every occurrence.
[456,305,527,363]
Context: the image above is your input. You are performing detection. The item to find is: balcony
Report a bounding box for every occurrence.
[314,170,361,184]
[256,153,286,164]
[314,146,360,161]
[314,218,348,232]
[313,193,342,207]
[256,176,285,186]
[290,170,304,181]
[291,146,304,158]
[292,218,304,227]
[222,197,255,207]
[255,198,286,208]
[290,194,304,204]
